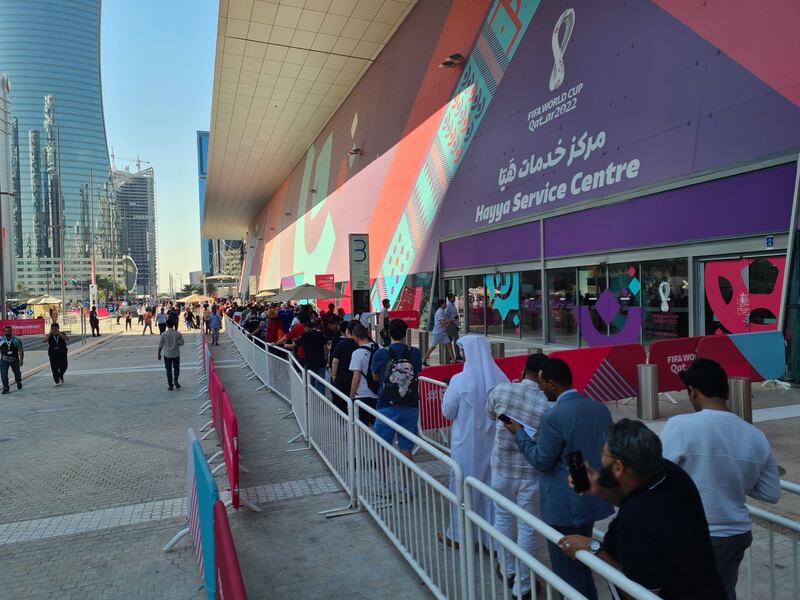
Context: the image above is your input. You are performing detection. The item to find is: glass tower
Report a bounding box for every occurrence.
[0,0,116,297]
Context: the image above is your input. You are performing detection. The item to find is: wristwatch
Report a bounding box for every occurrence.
[588,540,602,555]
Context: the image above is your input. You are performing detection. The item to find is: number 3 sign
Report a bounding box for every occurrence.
[348,234,370,291]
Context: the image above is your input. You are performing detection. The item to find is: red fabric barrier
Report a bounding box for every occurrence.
[549,344,645,402]
[0,319,45,336]
[648,336,702,392]
[208,359,221,433]
[695,335,762,381]
[419,378,450,430]
[213,500,248,600]
[220,390,240,509]
[388,310,420,329]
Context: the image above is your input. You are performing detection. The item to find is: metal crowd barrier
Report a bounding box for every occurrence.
[354,400,468,600]
[216,314,670,600]
[465,477,660,600]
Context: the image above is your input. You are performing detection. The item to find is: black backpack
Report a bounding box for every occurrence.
[381,346,419,407]
[363,343,381,394]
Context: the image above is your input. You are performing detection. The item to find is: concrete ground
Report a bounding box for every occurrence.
[0,325,431,600]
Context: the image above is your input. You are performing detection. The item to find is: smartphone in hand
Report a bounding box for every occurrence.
[497,414,512,424]
[567,450,591,494]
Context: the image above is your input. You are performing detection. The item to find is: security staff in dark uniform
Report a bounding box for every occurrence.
[44,323,69,385]
[89,305,100,337]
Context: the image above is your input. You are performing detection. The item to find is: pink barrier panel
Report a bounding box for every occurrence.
[695,331,785,382]
[0,319,45,336]
[419,379,450,430]
[220,390,240,510]
[208,359,222,433]
[648,336,703,393]
[549,344,646,402]
[213,500,248,599]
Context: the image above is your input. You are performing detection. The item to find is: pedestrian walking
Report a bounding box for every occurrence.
[486,352,550,596]
[422,299,452,365]
[125,309,132,331]
[156,307,168,334]
[142,308,154,335]
[504,358,613,599]
[662,359,780,599]
[184,307,194,330]
[89,305,100,337]
[44,323,68,385]
[137,305,144,325]
[0,325,24,394]
[445,292,463,361]
[209,306,222,345]
[441,335,508,548]
[158,319,184,390]
[378,298,391,347]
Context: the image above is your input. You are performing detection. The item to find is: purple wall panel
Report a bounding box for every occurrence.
[544,164,796,258]
[440,221,540,271]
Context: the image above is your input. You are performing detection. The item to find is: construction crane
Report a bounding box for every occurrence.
[110,147,151,172]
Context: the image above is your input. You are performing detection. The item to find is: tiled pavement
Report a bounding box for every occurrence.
[0,329,432,599]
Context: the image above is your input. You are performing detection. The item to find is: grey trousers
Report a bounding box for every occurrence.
[711,531,753,600]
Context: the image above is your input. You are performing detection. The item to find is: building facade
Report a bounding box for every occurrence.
[0,74,14,296]
[113,167,156,298]
[0,0,117,297]
[215,2,800,369]
[197,130,242,277]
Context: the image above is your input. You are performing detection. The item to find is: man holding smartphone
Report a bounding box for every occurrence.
[503,358,612,599]
[486,352,550,597]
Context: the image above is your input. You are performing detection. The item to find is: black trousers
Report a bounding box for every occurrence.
[90,320,99,336]
[49,353,68,383]
[158,323,167,334]
[164,356,180,387]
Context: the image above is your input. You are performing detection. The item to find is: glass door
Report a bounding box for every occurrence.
[578,265,608,345]
[701,255,786,335]
[465,274,486,334]
[443,277,464,331]
[547,268,578,346]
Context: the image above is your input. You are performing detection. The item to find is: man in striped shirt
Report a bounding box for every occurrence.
[158,319,184,391]
[486,352,551,597]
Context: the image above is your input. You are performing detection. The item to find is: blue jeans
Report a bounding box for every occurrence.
[164,356,180,387]
[547,523,598,600]
[0,359,21,390]
[374,405,419,451]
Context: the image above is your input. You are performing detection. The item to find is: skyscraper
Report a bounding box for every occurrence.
[113,166,156,297]
[0,0,117,296]
[0,74,14,295]
[197,130,242,277]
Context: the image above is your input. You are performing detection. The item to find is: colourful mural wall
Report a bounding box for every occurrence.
[244,0,800,311]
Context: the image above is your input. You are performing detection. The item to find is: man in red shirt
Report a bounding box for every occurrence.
[277,312,308,362]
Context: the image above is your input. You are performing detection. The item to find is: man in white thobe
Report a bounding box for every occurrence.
[441,335,509,546]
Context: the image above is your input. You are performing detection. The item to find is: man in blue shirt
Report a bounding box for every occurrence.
[504,357,613,600]
[371,318,422,461]
[208,306,222,345]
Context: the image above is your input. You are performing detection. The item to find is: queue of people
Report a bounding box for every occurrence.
[454,353,780,600]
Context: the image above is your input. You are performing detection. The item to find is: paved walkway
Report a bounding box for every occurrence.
[0,328,431,599]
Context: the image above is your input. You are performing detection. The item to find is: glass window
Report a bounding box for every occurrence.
[520,270,542,340]
[642,258,689,342]
[466,274,486,334]
[443,277,464,329]
[578,265,608,344]
[608,263,642,339]
[702,255,784,335]
[485,272,520,338]
[547,268,578,346]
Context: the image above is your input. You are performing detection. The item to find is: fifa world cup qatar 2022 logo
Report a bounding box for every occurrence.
[550,8,575,91]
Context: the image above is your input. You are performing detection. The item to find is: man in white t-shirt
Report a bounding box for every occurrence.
[422,298,451,366]
[156,307,169,334]
[378,298,391,347]
[662,359,780,600]
[348,323,378,426]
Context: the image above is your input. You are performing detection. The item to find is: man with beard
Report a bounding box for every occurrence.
[558,419,725,599]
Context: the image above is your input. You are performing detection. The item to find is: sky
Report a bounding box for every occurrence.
[101,0,218,293]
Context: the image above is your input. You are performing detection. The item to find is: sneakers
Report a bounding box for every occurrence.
[1,388,7,394]
[16,382,22,390]
[175,382,181,390]
[167,385,174,391]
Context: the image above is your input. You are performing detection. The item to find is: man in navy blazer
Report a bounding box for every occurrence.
[505,357,613,599]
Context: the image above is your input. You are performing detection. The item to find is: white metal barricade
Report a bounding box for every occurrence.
[306,370,357,515]
[251,340,269,390]
[742,503,800,600]
[267,345,292,403]
[354,400,468,600]
[464,477,660,600]
[418,376,452,454]
[288,354,308,443]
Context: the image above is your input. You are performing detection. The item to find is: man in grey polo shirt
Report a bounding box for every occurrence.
[157,318,184,391]
[662,359,780,600]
